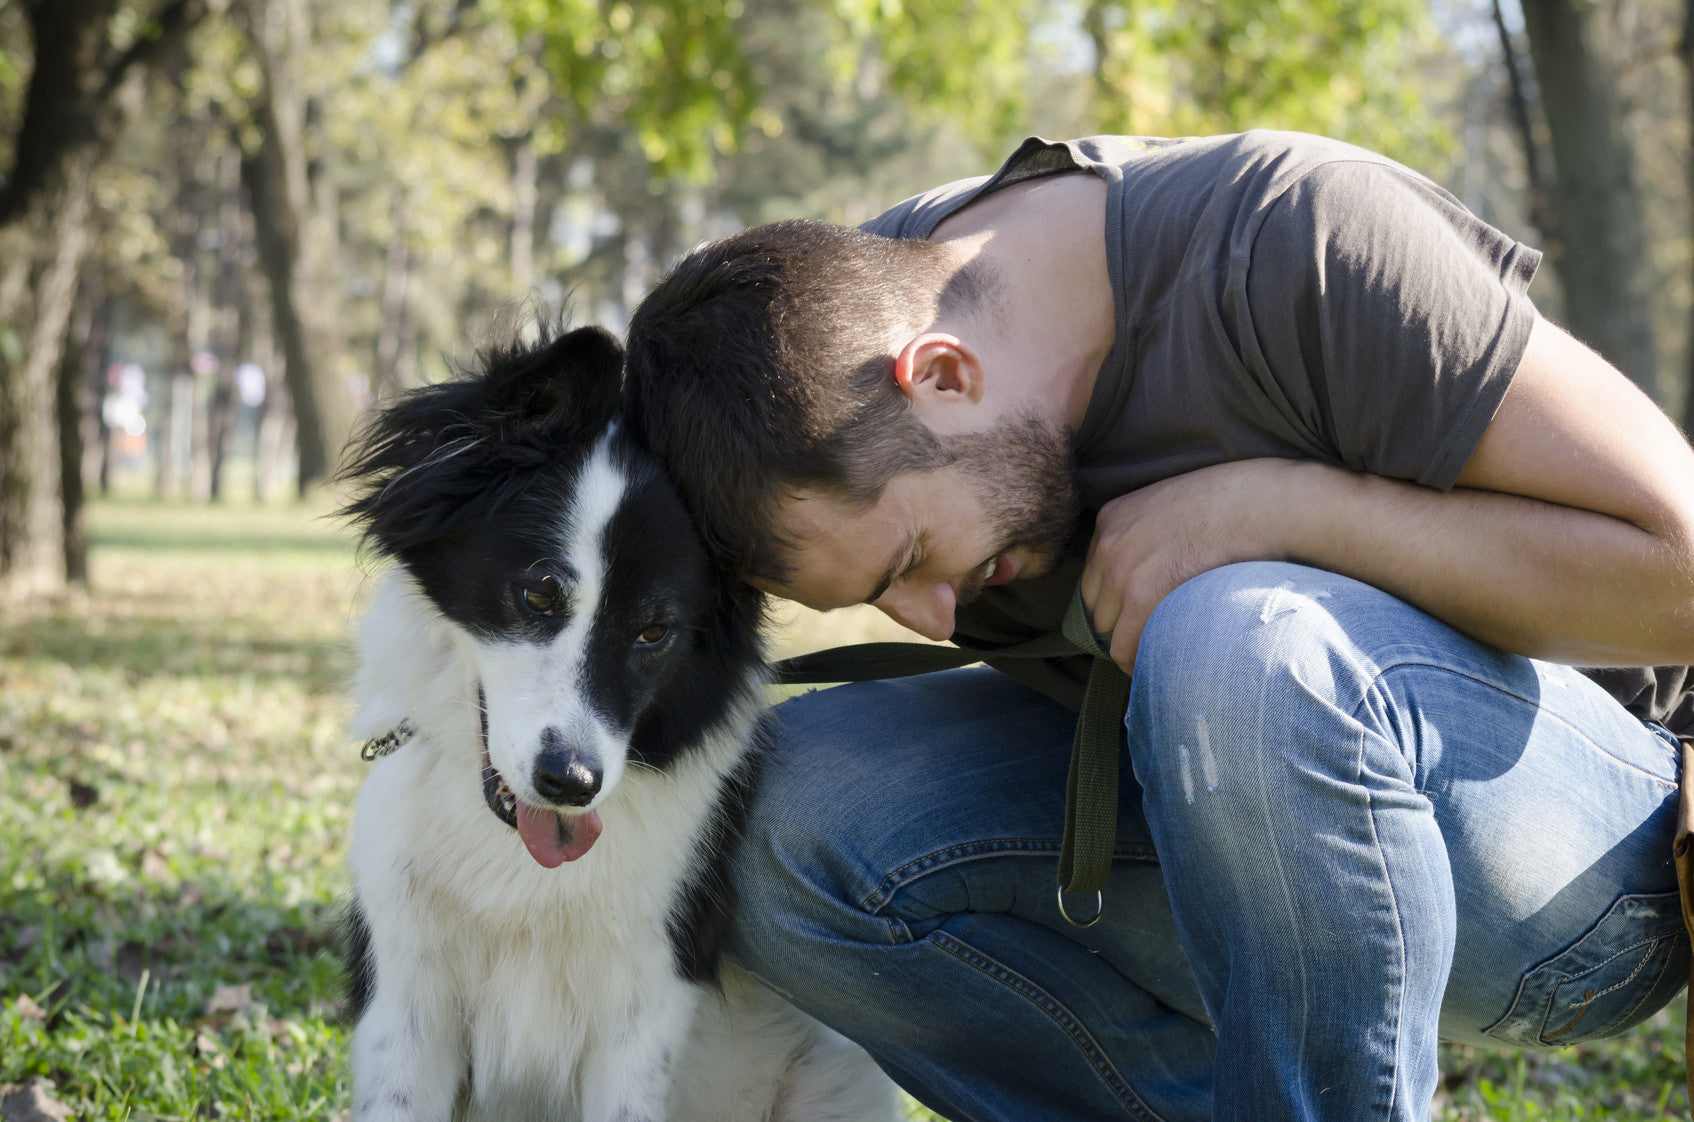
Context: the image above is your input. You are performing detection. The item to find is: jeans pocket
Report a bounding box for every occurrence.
[1483,890,1689,1048]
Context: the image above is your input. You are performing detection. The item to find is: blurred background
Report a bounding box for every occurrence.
[2,2,1693,1117]
[0,0,1690,596]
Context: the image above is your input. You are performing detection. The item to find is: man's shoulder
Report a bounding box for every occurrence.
[861,131,1409,238]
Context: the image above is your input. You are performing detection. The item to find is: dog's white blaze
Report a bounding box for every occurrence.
[552,431,631,799]
[475,432,630,810]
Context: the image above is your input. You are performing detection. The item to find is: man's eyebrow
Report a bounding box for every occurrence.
[863,531,914,606]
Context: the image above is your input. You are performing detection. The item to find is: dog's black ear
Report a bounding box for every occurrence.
[485,324,623,441]
[339,320,625,556]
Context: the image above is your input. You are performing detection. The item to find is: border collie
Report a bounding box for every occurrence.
[338,322,897,1121]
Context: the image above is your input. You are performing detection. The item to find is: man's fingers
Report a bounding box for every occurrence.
[1109,627,1139,676]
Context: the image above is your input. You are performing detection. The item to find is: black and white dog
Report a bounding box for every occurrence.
[339,322,897,1121]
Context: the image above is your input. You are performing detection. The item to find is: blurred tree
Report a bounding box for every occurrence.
[1516,0,1661,401]
[233,0,354,494]
[0,0,212,595]
[1682,0,1694,429]
[1081,0,1450,161]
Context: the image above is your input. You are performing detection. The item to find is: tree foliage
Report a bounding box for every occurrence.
[1084,0,1450,162]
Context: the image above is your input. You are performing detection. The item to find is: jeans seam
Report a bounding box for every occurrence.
[1537,937,1675,1043]
[1547,929,1676,991]
[926,929,1166,1122]
[858,836,1160,914]
[1357,660,1678,790]
[1611,936,1679,1029]
[1360,725,1412,1122]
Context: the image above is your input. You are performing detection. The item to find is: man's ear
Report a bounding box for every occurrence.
[892,333,984,424]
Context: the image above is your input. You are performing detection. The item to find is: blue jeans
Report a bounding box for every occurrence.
[730,563,1688,1121]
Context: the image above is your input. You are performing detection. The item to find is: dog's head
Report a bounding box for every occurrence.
[341,323,763,867]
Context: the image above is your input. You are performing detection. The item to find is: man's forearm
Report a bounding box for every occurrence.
[1272,460,1694,667]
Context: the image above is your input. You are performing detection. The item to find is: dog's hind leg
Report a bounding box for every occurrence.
[672,964,901,1122]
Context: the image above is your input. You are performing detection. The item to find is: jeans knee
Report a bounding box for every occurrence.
[1135,563,1357,714]
[1128,563,1389,834]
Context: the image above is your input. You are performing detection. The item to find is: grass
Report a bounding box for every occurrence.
[0,495,1686,1119]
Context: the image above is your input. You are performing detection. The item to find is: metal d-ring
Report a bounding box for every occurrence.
[1056,886,1103,928]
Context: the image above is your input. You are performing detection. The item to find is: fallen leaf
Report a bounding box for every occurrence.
[139,849,170,881]
[203,983,252,1016]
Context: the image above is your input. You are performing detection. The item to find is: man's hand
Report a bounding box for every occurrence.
[1079,458,1298,673]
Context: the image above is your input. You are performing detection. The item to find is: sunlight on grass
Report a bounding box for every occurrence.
[0,496,1683,1119]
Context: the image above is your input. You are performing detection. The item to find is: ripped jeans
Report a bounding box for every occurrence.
[729,563,1688,1121]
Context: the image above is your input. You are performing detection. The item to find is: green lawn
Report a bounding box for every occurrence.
[0,496,1685,1119]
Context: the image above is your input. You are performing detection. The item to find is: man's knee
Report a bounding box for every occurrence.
[1128,563,1396,837]
[1134,562,1366,720]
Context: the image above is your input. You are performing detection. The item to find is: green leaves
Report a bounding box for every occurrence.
[1083,0,1449,164]
[491,0,759,179]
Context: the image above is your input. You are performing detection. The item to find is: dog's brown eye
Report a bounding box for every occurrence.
[518,577,561,616]
[636,624,670,646]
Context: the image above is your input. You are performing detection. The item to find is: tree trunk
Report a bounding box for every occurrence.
[1083,1,1131,135]
[511,136,538,294]
[238,0,351,495]
[1518,0,1662,400]
[0,172,93,597]
[0,0,209,593]
[57,278,102,586]
[1683,0,1694,433]
[374,188,414,399]
[208,144,249,501]
[1491,0,1558,248]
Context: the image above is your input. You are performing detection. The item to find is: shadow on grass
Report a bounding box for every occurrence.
[0,610,350,691]
[86,494,354,558]
[91,525,353,556]
[0,865,349,1026]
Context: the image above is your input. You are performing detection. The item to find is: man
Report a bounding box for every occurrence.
[623,132,1694,1120]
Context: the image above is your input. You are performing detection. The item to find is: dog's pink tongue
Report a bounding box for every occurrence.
[515,803,602,868]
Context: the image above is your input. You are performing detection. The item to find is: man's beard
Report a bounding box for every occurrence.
[943,410,1080,603]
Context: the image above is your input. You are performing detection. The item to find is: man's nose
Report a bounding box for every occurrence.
[874,581,956,641]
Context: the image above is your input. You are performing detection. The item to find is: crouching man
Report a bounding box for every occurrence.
[624,132,1694,1121]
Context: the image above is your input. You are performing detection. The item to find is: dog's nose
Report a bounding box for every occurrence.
[532,740,602,807]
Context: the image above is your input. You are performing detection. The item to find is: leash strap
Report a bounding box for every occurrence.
[1674,736,1694,1115]
[774,589,1129,925]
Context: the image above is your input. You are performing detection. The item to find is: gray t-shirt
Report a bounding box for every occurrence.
[862,131,1693,737]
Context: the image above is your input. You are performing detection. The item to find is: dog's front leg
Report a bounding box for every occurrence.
[351,973,464,1122]
[578,984,700,1122]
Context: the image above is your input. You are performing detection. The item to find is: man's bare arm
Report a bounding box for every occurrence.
[1080,316,1694,673]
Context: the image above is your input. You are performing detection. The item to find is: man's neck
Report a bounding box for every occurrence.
[930,172,1116,436]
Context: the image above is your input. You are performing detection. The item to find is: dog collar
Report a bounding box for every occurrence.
[358,686,487,763]
[360,720,415,761]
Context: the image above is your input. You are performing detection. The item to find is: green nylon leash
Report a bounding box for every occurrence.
[772,590,1129,927]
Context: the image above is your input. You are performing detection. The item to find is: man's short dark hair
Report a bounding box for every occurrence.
[624,219,990,581]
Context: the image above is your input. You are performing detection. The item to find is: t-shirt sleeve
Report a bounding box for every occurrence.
[1232,159,1541,489]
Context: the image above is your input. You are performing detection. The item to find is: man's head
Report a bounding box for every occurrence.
[624,218,1079,637]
